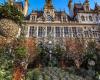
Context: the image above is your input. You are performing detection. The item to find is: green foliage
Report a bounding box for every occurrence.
[95,72,100,80]
[26,67,88,80]
[26,68,41,80]
[53,44,64,60]
[37,43,66,67]
[32,68,41,80]
[85,41,97,60]
[0,47,13,80]
[0,3,24,25]
[14,46,26,59]
[37,43,49,66]
[26,69,34,80]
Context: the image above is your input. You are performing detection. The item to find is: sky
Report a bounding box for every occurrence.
[0,0,100,14]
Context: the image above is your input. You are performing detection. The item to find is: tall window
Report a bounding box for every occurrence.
[93,31,98,37]
[64,27,68,37]
[72,27,77,33]
[47,26,51,35]
[55,27,60,37]
[63,17,66,22]
[29,26,34,37]
[77,27,83,33]
[96,16,98,21]
[89,16,93,21]
[47,15,53,21]
[32,16,35,21]
[84,31,89,37]
[72,27,77,37]
[38,27,43,37]
[86,6,89,11]
[81,16,85,21]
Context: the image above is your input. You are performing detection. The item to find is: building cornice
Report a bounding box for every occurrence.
[23,21,98,26]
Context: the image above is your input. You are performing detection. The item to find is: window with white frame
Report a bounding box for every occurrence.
[47,26,51,35]
[92,31,98,38]
[29,26,34,37]
[72,27,77,33]
[77,27,83,33]
[81,16,85,21]
[89,16,93,21]
[64,27,68,37]
[63,16,66,22]
[96,16,98,22]
[38,27,43,37]
[32,16,35,21]
[55,27,60,37]
[84,31,89,37]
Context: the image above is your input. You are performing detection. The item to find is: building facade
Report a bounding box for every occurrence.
[17,0,100,45]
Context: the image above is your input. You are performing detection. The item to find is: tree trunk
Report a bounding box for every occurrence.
[12,65,25,80]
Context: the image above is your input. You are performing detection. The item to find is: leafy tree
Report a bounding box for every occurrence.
[65,38,85,69]
[0,2,26,80]
[0,45,13,80]
[0,3,24,25]
[37,42,49,67]
[53,44,65,67]
[84,41,97,62]
[12,37,37,80]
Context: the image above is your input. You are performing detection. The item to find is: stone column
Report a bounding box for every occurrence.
[45,26,47,37]
[36,26,38,38]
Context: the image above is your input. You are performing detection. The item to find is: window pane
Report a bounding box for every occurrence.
[29,26,34,37]
[72,27,77,33]
[64,27,68,36]
[81,16,85,21]
[47,26,51,35]
[89,16,93,21]
[55,27,60,37]
[38,27,43,37]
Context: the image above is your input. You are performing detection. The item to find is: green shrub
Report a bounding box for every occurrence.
[0,47,13,80]
[0,3,24,25]
[26,68,41,80]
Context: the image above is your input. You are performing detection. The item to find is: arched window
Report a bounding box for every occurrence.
[81,16,85,21]
[89,16,93,21]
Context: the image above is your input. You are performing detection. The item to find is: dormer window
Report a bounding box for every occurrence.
[47,15,53,21]
[86,6,89,11]
[81,16,85,21]
[89,16,93,21]
[63,17,66,22]
[32,16,35,21]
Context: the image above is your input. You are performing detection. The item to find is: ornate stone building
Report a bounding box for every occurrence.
[16,0,100,44]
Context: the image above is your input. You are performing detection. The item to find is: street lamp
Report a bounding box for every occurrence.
[48,41,52,44]
[88,60,95,66]
[48,40,52,67]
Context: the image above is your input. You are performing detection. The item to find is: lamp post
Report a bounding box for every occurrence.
[48,40,52,67]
